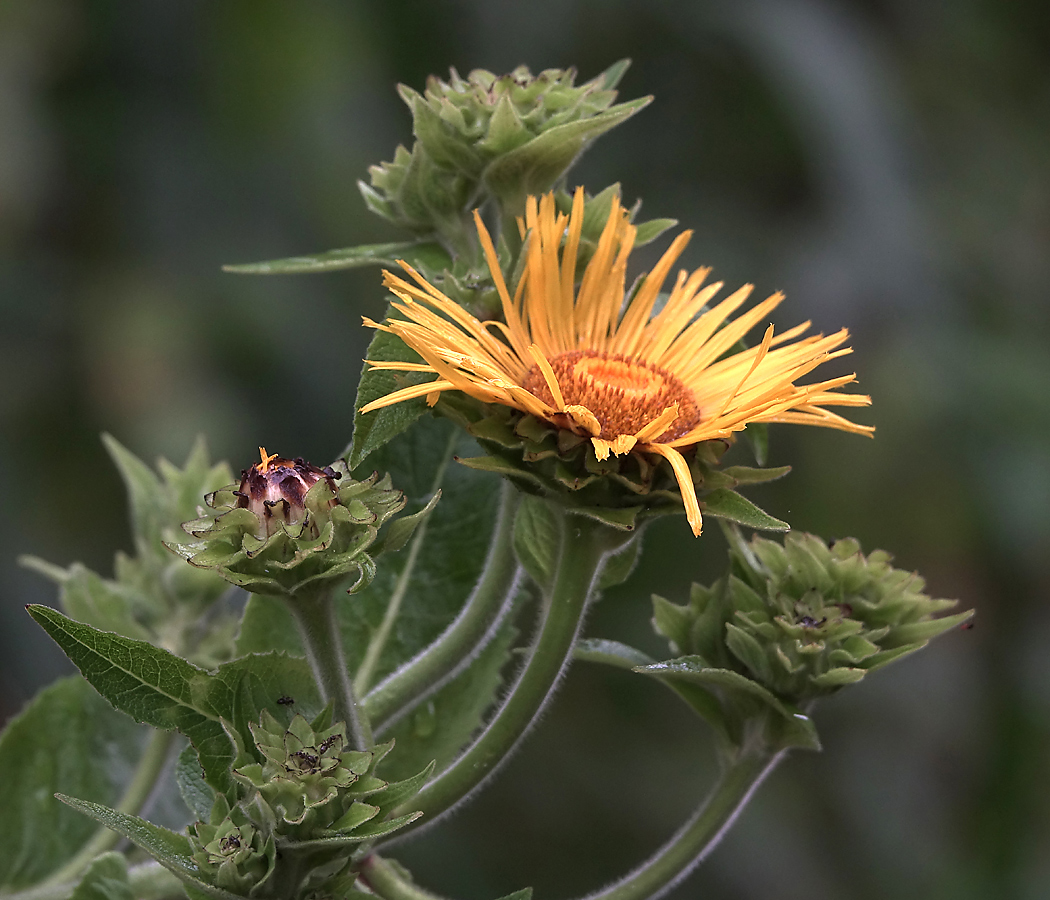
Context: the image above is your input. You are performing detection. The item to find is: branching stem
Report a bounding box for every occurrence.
[580,748,784,900]
[364,482,521,731]
[389,511,629,830]
[354,428,457,697]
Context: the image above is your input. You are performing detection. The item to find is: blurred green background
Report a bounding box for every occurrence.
[1,1,1047,897]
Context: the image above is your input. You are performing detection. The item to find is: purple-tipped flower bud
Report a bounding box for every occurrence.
[235,448,340,538]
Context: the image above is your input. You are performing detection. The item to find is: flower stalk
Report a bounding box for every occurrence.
[582,748,784,900]
[286,590,373,750]
[390,508,632,828]
[364,482,522,730]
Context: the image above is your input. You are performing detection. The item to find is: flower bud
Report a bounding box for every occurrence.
[234,711,373,830]
[167,449,430,597]
[652,530,974,706]
[190,799,274,893]
[234,448,340,539]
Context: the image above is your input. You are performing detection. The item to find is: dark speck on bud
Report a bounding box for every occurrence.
[235,448,341,538]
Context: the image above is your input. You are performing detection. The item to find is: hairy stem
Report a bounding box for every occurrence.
[581,748,785,900]
[286,591,372,750]
[35,729,175,890]
[361,855,446,900]
[389,512,628,829]
[354,428,457,697]
[364,482,521,731]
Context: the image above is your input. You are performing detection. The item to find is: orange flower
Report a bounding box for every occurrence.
[361,189,872,536]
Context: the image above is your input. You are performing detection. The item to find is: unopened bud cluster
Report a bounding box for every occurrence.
[653,531,973,705]
[188,710,429,897]
[360,63,649,247]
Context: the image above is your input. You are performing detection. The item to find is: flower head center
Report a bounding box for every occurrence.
[574,356,667,398]
[523,350,703,442]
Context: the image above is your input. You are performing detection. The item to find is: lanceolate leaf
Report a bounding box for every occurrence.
[28,605,234,792]
[175,744,215,822]
[702,489,789,532]
[55,797,242,900]
[222,240,451,275]
[28,606,322,793]
[0,676,148,890]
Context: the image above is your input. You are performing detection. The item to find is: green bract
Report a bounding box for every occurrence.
[184,710,432,898]
[168,461,429,597]
[443,397,791,534]
[360,62,651,245]
[652,530,974,704]
[191,799,275,894]
[235,712,374,832]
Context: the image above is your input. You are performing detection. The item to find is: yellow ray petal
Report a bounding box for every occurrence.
[633,403,681,443]
[647,443,703,536]
[566,404,602,436]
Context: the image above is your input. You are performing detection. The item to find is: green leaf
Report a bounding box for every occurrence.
[56,797,242,900]
[633,218,678,246]
[222,240,451,275]
[575,638,655,669]
[380,618,517,782]
[28,605,235,793]
[367,761,436,812]
[598,537,641,589]
[719,465,791,486]
[513,495,560,589]
[70,853,131,900]
[883,610,974,647]
[0,677,148,890]
[483,98,651,208]
[101,434,167,558]
[348,327,431,469]
[637,658,820,751]
[286,811,423,850]
[811,667,866,688]
[702,489,789,532]
[745,423,769,466]
[371,491,441,556]
[326,801,380,834]
[175,743,214,822]
[18,560,151,642]
[29,606,321,793]
[598,58,631,90]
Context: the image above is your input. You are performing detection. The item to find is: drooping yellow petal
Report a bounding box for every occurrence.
[647,443,704,536]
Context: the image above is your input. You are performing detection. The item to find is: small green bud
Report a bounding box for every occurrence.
[190,800,275,893]
[235,711,373,829]
[167,449,408,597]
[654,531,974,705]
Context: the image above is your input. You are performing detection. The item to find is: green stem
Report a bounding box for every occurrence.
[361,855,447,900]
[286,591,372,750]
[34,729,175,890]
[8,861,183,900]
[354,428,457,697]
[364,482,521,730]
[390,511,628,828]
[581,748,784,900]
